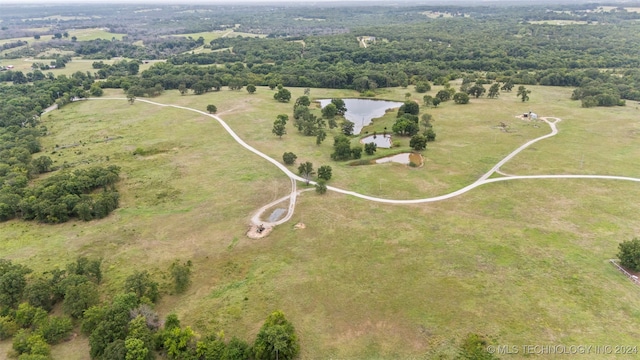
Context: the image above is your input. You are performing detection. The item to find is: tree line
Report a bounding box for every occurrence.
[0,71,120,224]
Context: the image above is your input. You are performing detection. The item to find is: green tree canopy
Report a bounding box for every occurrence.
[618,238,640,271]
[0,259,32,308]
[282,152,297,165]
[253,311,299,360]
[274,88,291,103]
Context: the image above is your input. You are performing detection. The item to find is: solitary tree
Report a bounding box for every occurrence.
[425,128,436,142]
[331,135,353,161]
[453,92,470,104]
[423,95,434,107]
[341,121,354,136]
[331,99,347,116]
[282,152,297,165]
[467,84,486,98]
[488,83,500,98]
[397,101,420,116]
[316,129,326,145]
[170,260,192,294]
[298,162,315,184]
[618,238,640,271]
[206,104,217,114]
[126,91,136,105]
[351,146,362,159]
[317,165,332,181]
[435,89,451,102]
[246,84,256,94]
[295,96,310,107]
[410,134,427,151]
[517,86,531,102]
[321,103,338,119]
[274,88,291,103]
[364,142,377,155]
[254,311,299,360]
[178,83,188,95]
[420,113,433,131]
[272,120,287,139]
[501,80,515,92]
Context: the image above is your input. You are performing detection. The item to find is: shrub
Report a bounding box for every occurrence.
[170,260,192,294]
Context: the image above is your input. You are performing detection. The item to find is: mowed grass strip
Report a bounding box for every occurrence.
[2,85,640,358]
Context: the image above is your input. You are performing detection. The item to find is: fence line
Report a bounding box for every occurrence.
[609,259,640,286]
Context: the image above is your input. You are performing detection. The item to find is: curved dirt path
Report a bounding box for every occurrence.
[88,98,640,226]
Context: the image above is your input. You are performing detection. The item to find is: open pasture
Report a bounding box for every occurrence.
[2,85,640,358]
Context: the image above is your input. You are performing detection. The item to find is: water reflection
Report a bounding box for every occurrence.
[318,98,403,135]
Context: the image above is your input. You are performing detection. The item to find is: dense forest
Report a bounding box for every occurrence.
[0,257,300,359]
[0,74,121,223]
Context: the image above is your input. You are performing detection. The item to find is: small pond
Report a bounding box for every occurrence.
[318,98,403,135]
[375,153,423,166]
[360,134,392,149]
[268,208,286,223]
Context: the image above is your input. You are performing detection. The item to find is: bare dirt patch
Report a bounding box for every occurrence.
[246,224,272,239]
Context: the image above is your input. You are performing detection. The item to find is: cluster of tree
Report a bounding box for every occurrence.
[1,39,28,51]
[0,255,237,360]
[296,161,332,194]
[0,73,122,224]
[0,257,102,358]
[92,60,140,78]
[331,135,362,161]
[2,165,121,223]
[571,79,628,107]
[390,101,436,151]
[291,96,328,140]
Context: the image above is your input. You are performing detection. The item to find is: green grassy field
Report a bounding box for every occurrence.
[164,30,231,44]
[529,20,594,25]
[0,58,162,76]
[2,85,640,358]
[0,28,125,47]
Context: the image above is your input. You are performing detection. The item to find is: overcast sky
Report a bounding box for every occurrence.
[3,0,509,4]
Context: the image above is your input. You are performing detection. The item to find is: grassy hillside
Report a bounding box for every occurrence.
[2,85,640,358]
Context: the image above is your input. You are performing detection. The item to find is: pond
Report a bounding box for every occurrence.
[318,98,403,135]
[360,134,392,149]
[375,153,423,166]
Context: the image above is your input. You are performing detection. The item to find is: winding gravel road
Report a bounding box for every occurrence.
[89,98,640,227]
